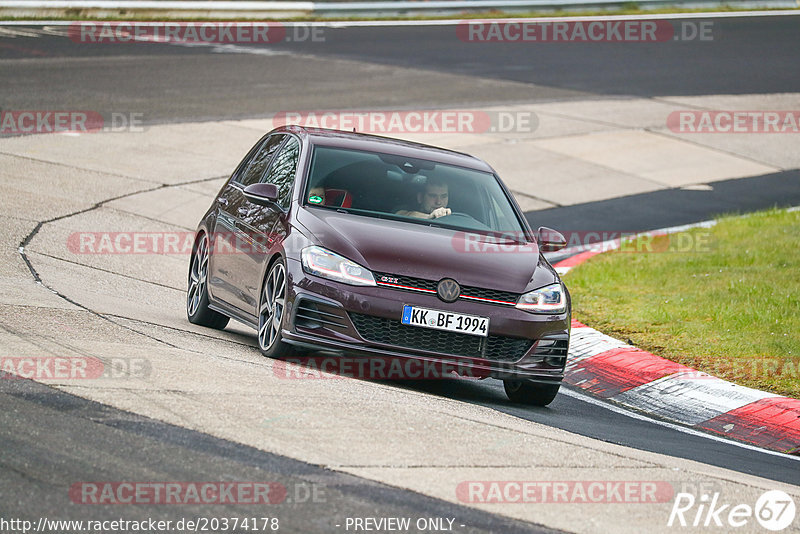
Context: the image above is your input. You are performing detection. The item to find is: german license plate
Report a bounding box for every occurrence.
[401,305,489,337]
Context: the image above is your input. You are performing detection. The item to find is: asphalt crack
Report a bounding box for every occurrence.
[17,174,227,351]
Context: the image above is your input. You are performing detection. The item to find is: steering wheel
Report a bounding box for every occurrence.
[434,211,492,231]
[435,211,475,221]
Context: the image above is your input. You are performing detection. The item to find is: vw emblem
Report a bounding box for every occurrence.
[437,278,461,303]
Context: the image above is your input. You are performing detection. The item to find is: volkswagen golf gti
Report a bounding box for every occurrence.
[187,125,571,405]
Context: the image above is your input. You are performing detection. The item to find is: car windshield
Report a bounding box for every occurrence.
[304,145,528,238]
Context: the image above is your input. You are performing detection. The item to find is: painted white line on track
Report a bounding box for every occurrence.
[168,40,289,55]
[559,386,800,462]
[1,10,799,27]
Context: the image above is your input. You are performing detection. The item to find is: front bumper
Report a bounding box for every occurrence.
[281,258,570,382]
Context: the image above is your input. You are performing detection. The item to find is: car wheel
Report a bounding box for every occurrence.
[187,233,230,330]
[258,258,297,358]
[503,379,560,406]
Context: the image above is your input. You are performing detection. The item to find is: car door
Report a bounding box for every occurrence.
[238,135,302,316]
[210,134,285,311]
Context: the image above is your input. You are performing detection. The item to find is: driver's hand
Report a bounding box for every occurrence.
[430,207,451,219]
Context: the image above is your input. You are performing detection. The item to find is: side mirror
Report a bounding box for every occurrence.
[537,226,566,252]
[243,183,279,206]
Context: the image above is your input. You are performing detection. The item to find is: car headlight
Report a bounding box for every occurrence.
[516,283,566,313]
[301,246,376,286]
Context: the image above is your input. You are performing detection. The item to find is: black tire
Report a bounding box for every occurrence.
[503,379,560,406]
[187,233,229,330]
[257,258,297,358]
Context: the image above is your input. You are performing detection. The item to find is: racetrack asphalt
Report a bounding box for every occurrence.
[1,14,799,534]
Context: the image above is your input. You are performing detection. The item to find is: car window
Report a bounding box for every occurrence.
[229,137,264,184]
[489,195,518,234]
[304,145,526,235]
[263,136,300,209]
[238,134,285,187]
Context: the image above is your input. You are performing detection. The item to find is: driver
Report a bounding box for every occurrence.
[395,177,451,219]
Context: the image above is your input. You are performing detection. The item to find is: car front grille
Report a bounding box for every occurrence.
[349,313,534,362]
[374,272,519,306]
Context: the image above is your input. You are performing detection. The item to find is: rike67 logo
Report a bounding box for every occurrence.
[668,490,796,530]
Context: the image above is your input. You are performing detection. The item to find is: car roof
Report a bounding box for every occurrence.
[272,125,495,173]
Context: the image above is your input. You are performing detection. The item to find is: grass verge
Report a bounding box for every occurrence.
[564,207,799,398]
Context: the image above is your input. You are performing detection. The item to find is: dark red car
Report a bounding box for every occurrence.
[187,126,570,405]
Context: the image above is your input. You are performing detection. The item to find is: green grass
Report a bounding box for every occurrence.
[565,207,800,398]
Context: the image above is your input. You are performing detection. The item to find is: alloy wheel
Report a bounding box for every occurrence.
[259,262,286,351]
